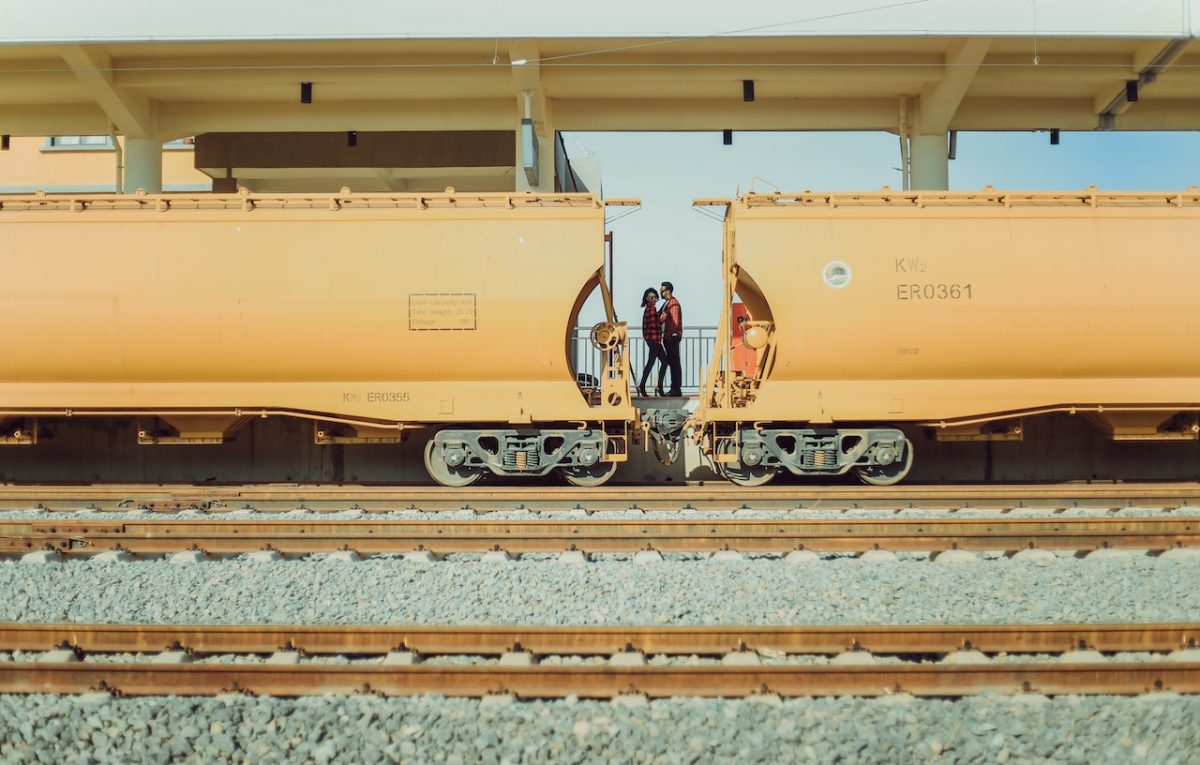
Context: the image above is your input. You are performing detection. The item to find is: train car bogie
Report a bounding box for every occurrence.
[423,427,622,487]
[712,427,911,486]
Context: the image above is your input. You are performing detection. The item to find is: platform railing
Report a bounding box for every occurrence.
[572,326,717,396]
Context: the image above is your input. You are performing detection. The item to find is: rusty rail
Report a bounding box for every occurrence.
[3,622,1197,698]
[3,663,1198,699]
[1,517,1197,555]
[0,482,1196,513]
[2,623,1196,655]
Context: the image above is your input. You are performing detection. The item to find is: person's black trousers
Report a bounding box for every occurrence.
[639,339,668,393]
[663,334,682,395]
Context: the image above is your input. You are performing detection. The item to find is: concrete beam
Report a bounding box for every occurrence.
[0,104,111,136]
[111,62,946,91]
[11,95,1200,140]
[0,71,88,102]
[157,99,514,135]
[1094,84,1133,118]
[60,45,155,137]
[116,64,513,92]
[553,97,896,131]
[916,37,991,134]
[558,95,1140,132]
[1095,37,1190,120]
[950,98,1112,130]
[1101,99,1200,130]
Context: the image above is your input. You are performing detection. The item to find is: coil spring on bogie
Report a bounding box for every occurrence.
[801,450,836,469]
[503,439,541,471]
[800,443,837,470]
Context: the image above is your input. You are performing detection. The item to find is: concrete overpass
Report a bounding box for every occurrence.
[1,0,1197,192]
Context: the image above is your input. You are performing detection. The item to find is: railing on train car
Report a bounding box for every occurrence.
[571,326,717,396]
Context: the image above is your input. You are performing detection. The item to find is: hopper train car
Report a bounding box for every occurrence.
[1,187,1198,487]
[0,190,635,487]
[690,188,1200,486]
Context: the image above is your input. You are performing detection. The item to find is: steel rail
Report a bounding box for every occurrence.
[3,663,1197,698]
[1,517,1197,555]
[2,623,1196,656]
[0,482,1197,513]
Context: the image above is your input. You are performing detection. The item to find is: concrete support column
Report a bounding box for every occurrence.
[124,136,162,193]
[909,133,949,190]
[535,125,555,192]
[515,118,555,192]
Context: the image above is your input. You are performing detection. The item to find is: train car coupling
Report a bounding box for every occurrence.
[643,408,689,466]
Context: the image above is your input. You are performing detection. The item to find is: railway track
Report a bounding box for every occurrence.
[0,482,1197,513]
[4,623,1197,655]
[2,517,1198,556]
[2,623,1197,698]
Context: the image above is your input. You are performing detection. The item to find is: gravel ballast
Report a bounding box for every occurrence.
[1,556,1197,626]
[1,692,1197,764]
[5,509,1197,763]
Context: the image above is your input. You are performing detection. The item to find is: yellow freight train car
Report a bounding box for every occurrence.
[0,190,635,487]
[693,188,1200,486]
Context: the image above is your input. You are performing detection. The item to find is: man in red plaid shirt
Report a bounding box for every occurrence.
[659,281,683,397]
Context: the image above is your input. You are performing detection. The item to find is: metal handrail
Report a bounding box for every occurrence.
[572,326,716,395]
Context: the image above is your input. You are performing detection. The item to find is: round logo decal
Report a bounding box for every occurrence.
[822,260,852,289]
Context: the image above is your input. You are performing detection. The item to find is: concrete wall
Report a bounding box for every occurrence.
[0,137,210,193]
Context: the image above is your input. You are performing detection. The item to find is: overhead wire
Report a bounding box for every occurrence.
[5,59,1184,75]
[527,0,933,64]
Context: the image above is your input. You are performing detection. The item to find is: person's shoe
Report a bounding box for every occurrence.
[667,390,682,398]
[637,385,648,397]
[655,386,665,397]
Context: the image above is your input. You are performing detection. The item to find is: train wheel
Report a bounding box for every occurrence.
[562,460,618,488]
[855,439,914,486]
[423,438,483,487]
[717,439,777,487]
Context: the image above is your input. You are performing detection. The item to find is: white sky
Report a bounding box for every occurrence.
[7,1,1194,42]
[571,130,1200,327]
